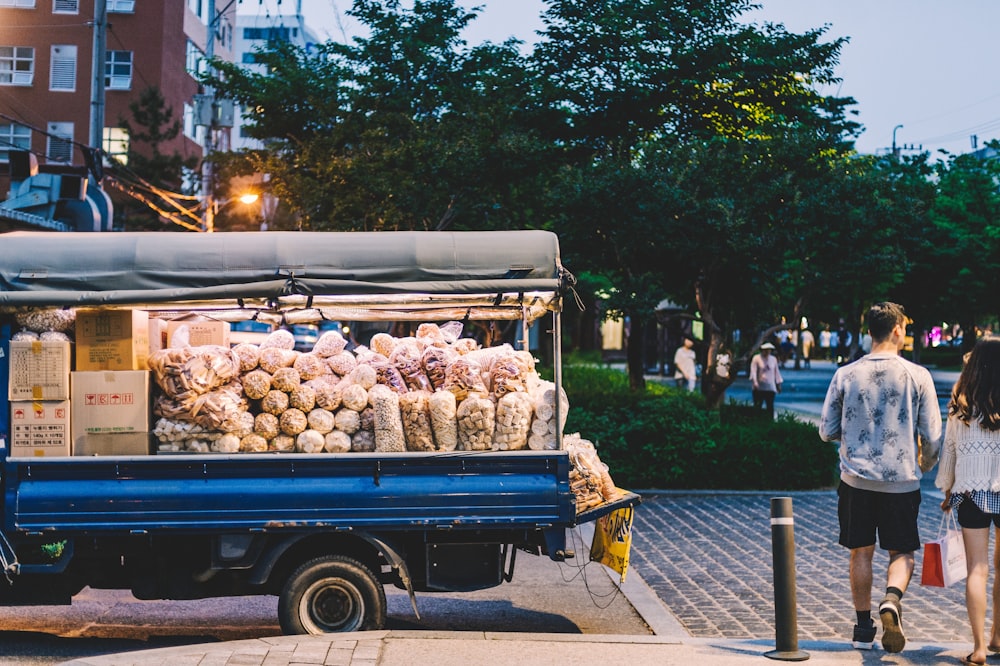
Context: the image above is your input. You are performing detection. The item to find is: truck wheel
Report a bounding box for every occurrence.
[278,555,387,634]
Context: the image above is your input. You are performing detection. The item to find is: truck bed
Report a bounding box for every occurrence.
[3,450,579,535]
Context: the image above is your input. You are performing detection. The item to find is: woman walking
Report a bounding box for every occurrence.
[936,337,1000,665]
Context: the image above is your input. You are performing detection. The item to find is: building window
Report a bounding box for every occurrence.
[243,27,292,41]
[108,0,134,11]
[52,0,78,14]
[49,44,76,91]
[241,52,263,65]
[46,121,73,163]
[105,50,132,90]
[102,127,128,165]
[188,0,205,22]
[0,46,34,86]
[0,122,31,162]
[186,40,205,76]
[0,0,37,7]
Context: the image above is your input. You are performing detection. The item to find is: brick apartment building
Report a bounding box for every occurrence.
[0,0,236,220]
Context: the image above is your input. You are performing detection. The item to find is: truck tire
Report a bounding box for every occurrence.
[278,555,387,634]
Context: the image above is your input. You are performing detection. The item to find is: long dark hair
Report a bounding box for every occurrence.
[949,336,1000,430]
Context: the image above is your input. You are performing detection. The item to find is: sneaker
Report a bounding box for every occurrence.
[852,621,877,649]
[879,596,905,653]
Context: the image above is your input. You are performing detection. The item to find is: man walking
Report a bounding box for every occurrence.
[750,342,782,419]
[819,302,942,653]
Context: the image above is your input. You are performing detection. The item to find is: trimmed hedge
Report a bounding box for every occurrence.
[559,365,839,490]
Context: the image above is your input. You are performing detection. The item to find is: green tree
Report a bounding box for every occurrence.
[912,147,1000,352]
[206,0,559,231]
[110,86,198,230]
[536,0,858,390]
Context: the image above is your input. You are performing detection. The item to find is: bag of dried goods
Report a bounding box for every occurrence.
[415,322,448,349]
[324,430,352,453]
[148,345,241,400]
[526,381,569,451]
[369,332,396,358]
[279,408,308,436]
[306,408,335,434]
[452,338,479,355]
[457,393,495,451]
[187,383,246,431]
[371,359,409,394]
[308,376,342,411]
[271,367,301,393]
[242,369,272,400]
[232,343,261,372]
[295,429,325,453]
[429,390,458,452]
[370,384,406,452]
[391,345,433,392]
[326,350,357,377]
[565,434,620,503]
[211,433,241,453]
[399,390,435,452]
[259,347,298,374]
[340,384,368,412]
[240,433,268,453]
[16,307,76,333]
[261,389,290,415]
[289,384,316,412]
[351,430,376,452]
[293,353,329,381]
[493,392,533,451]
[312,330,347,358]
[421,346,455,390]
[269,434,295,452]
[260,328,295,350]
[444,357,487,401]
[334,408,361,435]
[254,412,280,440]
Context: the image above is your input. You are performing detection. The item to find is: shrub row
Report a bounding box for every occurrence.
[559,364,839,491]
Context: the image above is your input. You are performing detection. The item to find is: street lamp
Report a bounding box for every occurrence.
[892,124,903,157]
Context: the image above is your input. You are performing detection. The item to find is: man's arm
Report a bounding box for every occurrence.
[916,371,944,470]
[818,378,843,442]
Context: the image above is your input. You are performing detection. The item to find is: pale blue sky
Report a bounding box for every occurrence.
[295,0,1000,157]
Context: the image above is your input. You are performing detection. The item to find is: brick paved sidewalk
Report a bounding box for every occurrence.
[630,490,972,644]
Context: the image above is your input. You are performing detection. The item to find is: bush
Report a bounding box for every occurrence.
[561,365,838,490]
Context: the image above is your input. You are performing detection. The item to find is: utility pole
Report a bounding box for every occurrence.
[891,124,903,158]
[200,0,217,233]
[89,0,107,151]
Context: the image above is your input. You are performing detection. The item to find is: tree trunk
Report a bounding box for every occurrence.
[625,312,647,391]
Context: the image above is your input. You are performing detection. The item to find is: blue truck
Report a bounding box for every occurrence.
[0,230,638,634]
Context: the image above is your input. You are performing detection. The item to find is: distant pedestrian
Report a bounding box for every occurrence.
[835,319,851,365]
[800,329,815,368]
[673,338,697,391]
[819,302,943,653]
[935,337,1000,666]
[819,327,832,360]
[749,342,782,418]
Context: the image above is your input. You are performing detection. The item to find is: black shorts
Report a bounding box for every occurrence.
[957,498,1000,529]
[838,481,921,553]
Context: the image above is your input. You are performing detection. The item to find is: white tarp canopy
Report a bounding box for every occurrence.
[0,231,570,321]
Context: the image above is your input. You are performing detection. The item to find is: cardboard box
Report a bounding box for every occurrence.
[76,309,150,371]
[73,432,153,456]
[8,340,72,400]
[166,317,231,348]
[148,318,168,355]
[71,371,150,446]
[9,400,71,457]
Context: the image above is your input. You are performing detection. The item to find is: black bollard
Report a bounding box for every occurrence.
[765,496,809,661]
